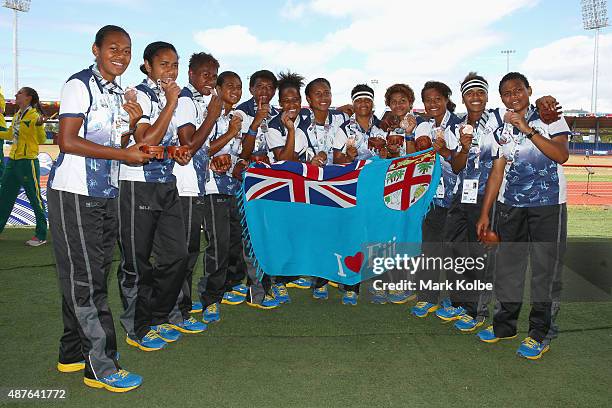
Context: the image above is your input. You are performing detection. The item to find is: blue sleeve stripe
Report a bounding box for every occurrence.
[58,113,85,120]
[550,131,570,138]
[177,122,196,131]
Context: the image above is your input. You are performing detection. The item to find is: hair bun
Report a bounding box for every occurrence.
[139,64,147,75]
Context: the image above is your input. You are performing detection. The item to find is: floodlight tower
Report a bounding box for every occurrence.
[581,0,608,114]
[3,0,31,95]
[501,49,515,73]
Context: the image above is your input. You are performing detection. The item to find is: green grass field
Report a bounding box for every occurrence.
[1,207,611,407]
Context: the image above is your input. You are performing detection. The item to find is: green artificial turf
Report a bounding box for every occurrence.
[0,207,611,407]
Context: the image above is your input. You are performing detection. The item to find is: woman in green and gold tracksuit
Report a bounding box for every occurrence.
[0,89,6,179]
[0,87,48,246]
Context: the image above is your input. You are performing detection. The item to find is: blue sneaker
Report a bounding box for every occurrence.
[231,283,248,296]
[342,291,358,306]
[370,289,387,304]
[169,317,207,334]
[435,306,466,321]
[477,325,518,343]
[126,330,167,351]
[411,302,439,318]
[151,324,182,342]
[286,278,311,289]
[272,283,291,304]
[454,315,484,332]
[247,293,280,309]
[313,285,329,300]
[517,337,550,360]
[440,297,452,309]
[190,301,203,314]
[387,290,415,304]
[221,291,246,305]
[84,369,142,393]
[203,303,220,323]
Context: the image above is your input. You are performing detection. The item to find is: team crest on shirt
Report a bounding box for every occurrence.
[383,151,435,211]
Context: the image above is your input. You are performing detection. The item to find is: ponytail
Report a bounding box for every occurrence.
[22,87,44,116]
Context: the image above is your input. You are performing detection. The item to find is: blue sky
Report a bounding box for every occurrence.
[0,0,610,113]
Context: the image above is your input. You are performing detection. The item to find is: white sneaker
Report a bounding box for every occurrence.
[25,237,47,247]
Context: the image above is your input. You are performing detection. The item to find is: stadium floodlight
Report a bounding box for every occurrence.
[501,49,515,73]
[581,0,608,114]
[3,0,31,96]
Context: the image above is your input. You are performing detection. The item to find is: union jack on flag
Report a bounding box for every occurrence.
[244,160,369,208]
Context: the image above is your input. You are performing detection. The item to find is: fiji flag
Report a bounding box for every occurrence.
[241,149,441,285]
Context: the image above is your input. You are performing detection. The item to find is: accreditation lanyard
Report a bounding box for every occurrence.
[347,114,374,151]
[12,106,31,144]
[307,109,333,160]
[499,106,535,163]
[253,98,271,153]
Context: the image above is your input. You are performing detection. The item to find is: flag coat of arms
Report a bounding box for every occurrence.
[241,149,441,285]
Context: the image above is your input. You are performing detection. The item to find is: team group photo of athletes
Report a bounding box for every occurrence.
[0,23,572,394]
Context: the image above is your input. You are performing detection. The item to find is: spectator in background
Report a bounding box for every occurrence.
[0,86,49,246]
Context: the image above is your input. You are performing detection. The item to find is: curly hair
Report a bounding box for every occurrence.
[385,84,415,106]
[277,71,305,98]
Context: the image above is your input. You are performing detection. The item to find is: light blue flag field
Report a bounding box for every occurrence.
[239,149,442,286]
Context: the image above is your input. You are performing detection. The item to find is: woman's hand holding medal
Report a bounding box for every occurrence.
[400,114,417,134]
[160,79,181,106]
[432,128,446,153]
[503,109,530,134]
[459,124,473,152]
[228,113,243,138]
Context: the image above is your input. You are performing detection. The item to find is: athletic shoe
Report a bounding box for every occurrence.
[342,291,358,306]
[190,301,203,314]
[231,283,248,296]
[286,278,311,289]
[151,324,182,342]
[25,237,46,247]
[57,361,85,373]
[203,303,220,323]
[410,302,439,318]
[221,291,246,305]
[440,297,452,309]
[313,285,329,300]
[246,294,280,309]
[169,317,207,334]
[83,369,142,393]
[126,330,167,351]
[370,289,387,304]
[272,283,291,304]
[328,281,339,288]
[435,306,466,321]
[387,290,415,304]
[476,326,518,343]
[454,314,484,332]
[517,337,550,360]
